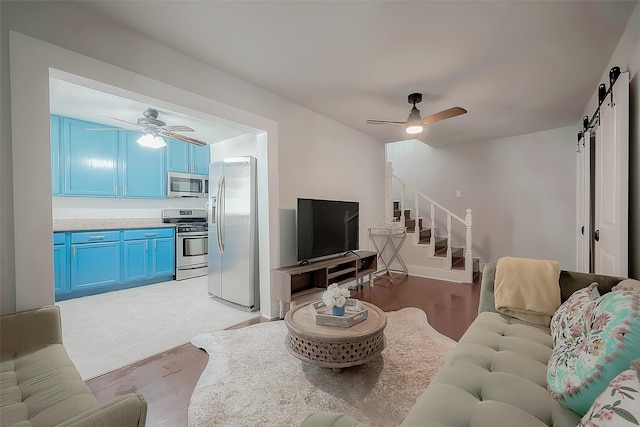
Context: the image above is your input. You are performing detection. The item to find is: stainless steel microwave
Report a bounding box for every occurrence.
[167,172,208,198]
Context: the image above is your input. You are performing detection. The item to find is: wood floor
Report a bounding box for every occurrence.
[85,274,480,426]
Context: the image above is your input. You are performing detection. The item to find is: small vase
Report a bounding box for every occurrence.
[332,305,345,316]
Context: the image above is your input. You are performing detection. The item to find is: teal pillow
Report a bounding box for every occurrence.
[547,289,640,415]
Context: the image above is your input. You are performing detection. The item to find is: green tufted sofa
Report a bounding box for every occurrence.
[0,305,147,427]
[300,263,625,427]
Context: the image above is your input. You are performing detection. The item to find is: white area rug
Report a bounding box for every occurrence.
[189,307,456,427]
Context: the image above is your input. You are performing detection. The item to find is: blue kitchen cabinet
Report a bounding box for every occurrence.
[166,138,190,173]
[166,138,209,175]
[191,144,210,175]
[70,231,120,290]
[51,115,63,195]
[121,131,166,198]
[123,228,174,282]
[53,232,69,294]
[63,117,119,197]
[123,239,149,282]
[153,236,175,277]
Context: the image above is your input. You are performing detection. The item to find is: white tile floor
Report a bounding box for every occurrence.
[56,276,257,380]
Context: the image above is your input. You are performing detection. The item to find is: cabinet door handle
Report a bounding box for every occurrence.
[145,241,148,251]
[89,235,106,240]
[72,245,76,257]
[145,233,157,237]
[154,240,157,250]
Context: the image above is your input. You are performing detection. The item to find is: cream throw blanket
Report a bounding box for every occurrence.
[494,257,561,327]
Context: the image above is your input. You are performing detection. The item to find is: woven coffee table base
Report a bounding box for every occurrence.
[285,330,385,372]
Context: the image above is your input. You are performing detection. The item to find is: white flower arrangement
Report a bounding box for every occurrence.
[322,284,351,309]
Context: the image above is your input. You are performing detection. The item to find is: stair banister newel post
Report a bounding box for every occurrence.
[414,193,420,244]
[385,162,393,223]
[465,209,473,283]
[430,204,436,257]
[399,182,405,223]
[445,214,452,269]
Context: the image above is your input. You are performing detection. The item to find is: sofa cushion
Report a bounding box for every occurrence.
[547,288,640,416]
[0,343,98,427]
[401,312,580,427]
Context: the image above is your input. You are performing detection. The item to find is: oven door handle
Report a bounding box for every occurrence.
[216,176,225,254]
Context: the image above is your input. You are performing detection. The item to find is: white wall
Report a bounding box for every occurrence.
[0,2,385,315]
[387,126,577,269]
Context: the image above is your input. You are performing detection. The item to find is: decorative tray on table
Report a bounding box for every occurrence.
[311,299,368,328]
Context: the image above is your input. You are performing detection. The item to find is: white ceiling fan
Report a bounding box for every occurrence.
[88,108,207,147]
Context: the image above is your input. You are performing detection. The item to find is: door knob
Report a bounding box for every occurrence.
[594,230,600,242]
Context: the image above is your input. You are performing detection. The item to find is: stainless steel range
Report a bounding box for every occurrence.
[162,209,208,280]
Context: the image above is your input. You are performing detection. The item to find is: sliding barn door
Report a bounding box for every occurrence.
[575,131,591,273]
[594,72,629,276]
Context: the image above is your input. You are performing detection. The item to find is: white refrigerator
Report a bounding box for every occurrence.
[207,156,259,310]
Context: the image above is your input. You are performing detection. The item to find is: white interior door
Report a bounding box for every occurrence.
[576,131,591,273]
[594,72,629,276]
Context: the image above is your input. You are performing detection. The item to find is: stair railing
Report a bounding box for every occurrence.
[386,162,473,282]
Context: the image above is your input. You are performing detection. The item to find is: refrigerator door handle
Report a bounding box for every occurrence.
[217,176,225,253]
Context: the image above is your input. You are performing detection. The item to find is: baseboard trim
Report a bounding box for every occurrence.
[406,264,473,284]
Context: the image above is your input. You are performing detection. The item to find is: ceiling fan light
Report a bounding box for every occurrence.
[151,135,167,148]
[406,125,423,135]
[137,133,167,149]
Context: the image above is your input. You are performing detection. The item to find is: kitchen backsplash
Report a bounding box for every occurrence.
[52,196,207,219]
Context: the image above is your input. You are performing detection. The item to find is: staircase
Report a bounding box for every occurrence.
[386,162,480,283]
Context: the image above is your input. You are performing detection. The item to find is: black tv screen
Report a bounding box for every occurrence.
[297,198,359,262]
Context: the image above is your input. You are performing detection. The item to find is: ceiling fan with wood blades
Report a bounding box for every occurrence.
[366,93,467,135]
[87,108,207,146]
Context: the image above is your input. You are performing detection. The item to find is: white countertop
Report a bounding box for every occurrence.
[53,218,176,232]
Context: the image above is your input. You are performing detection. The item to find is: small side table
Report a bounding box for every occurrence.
[369,227,408,284]
[284,300,387,372]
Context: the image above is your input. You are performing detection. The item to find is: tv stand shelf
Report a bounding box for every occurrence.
[271,251,377,318]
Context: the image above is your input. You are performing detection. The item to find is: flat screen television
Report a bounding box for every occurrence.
[297,198,359,262]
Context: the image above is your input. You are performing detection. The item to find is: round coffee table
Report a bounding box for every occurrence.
[284,300,387,372]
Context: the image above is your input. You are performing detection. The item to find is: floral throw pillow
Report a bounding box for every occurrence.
[547,288,640,415]
[578,360,640,427]
[549,283,600,347]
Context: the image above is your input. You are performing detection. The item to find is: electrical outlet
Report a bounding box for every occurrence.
[456,190,462,198]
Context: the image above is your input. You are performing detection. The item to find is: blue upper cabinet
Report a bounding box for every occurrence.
[51,115,63,195]
[121,131,166,198]
[167,137,209,175]
[63,117,119,197]
[167,138,190,173]
[52,115,171,199]
[192,144,210,175]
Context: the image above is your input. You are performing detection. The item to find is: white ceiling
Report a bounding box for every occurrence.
[74,0,637,147]
[49,78,252,145]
